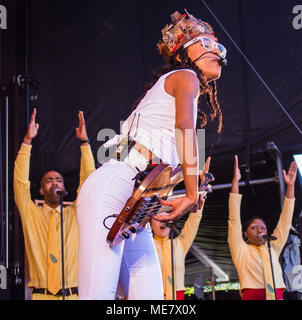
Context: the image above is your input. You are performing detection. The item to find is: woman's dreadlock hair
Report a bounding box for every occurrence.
[131,46,223,134]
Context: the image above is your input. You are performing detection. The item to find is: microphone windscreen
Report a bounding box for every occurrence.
[56,190,68,198]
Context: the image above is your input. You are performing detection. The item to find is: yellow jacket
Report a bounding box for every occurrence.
[13,143,95,289]
[153,205,204,300]
[228,192,295,292]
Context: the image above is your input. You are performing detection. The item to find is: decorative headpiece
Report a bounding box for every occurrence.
[158,9,214,57]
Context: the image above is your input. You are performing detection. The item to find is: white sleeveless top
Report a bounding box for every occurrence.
[105,69,198,169]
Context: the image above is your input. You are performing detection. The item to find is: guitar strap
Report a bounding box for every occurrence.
[112,137,136,161]
[112,112,139,161]
[119,138,136,161]
[114,137,162,167]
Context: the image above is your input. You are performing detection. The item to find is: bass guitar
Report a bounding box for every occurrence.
[106,163,214,247]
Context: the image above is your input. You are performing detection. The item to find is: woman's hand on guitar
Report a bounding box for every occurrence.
[156,196,197,222]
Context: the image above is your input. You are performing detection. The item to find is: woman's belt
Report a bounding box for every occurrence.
[112,137,155,163]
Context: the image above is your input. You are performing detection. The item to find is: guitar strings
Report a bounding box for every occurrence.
[135,203,173,217]
[125,183,212,223]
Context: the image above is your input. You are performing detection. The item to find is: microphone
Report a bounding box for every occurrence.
[218,57,227,66]
[163,221,180,228]
[193,52,227,66]
[163,222,173,228]
[259,233,277,241]
[210,52,227,66]
[55,189,69,198]
[163,222,181,236]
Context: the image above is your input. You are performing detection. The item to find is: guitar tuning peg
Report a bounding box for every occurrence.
[204,172,215,182]
[206,185,213,193]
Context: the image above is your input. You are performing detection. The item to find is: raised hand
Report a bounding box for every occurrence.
[233,155,241,182]
[283,161,297,186]
[75,111,89,142]
[231,155,241,194]
[24,108,39,145]
[283,161,297,199]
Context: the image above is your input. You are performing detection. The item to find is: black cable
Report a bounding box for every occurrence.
[0,10,5,266]
[103,214,118,230]
[170,229,175,300]
[25,0,30,126]
[0,95,5,265]
[60,198,65,300]
[267,239,278,300]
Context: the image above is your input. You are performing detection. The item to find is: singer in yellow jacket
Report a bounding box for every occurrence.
[151,157,211,300]
[151,204,204,300]
[228,155,296,300]
[13,109,95,300]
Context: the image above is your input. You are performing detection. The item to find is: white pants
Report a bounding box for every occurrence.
[76,150,164,300]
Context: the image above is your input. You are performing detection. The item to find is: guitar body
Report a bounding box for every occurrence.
[106,164,184,247]
[106,161,214,247]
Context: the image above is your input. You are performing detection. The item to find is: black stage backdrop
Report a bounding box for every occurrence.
[1,0,302,297]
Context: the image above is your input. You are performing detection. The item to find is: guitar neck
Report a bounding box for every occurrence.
[168,187,209,200]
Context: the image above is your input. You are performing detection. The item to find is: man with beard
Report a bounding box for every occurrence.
[13,108,95,300]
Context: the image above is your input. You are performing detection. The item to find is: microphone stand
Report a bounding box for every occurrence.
[266,238,278,300]
[169,226,176,300]
[59,196,65,300]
